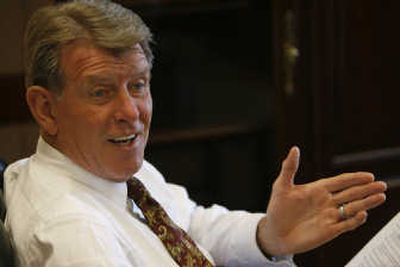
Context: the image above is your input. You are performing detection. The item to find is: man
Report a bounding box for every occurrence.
[4,0,387,266]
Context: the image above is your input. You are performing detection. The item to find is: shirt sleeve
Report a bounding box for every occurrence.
[188,204,296,267]
[139,160,296,267]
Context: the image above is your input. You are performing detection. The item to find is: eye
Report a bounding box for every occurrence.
[92,89,107,97]
[128,80,148,95]
[89,87,113,102]
[134,82,146,90]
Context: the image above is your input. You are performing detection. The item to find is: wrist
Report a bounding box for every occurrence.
[256,215,291,258]
[256,216,275,259]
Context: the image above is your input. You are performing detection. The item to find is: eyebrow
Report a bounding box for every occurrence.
[129,62,151,77]
[133,69,151,80]
[82,67,151,87]
[85,75,116,85]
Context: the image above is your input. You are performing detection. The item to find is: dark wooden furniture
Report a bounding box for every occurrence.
[273,0,400,265]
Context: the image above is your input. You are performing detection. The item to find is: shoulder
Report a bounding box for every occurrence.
[136,160,190,201]
[137,161,196,227]
[135,160,165,181]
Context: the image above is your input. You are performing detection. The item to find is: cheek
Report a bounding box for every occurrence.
[67,111,95,127]
[141,96,153,125]
[59,108,106,138]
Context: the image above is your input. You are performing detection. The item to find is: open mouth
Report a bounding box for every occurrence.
[108,134,138,145]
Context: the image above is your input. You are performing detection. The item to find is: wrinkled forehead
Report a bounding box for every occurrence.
[59,40,149,81]
[60,39,146,63]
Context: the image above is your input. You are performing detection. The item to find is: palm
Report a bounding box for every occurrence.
[257,147,387,256]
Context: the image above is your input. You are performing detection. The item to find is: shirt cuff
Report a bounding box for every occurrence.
[230,213,296,267]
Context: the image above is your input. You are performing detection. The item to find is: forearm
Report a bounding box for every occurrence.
[189,205,294,266]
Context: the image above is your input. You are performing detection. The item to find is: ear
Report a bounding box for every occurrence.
[26,86,59,136]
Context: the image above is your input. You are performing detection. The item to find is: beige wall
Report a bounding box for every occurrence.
[0,0,50,74]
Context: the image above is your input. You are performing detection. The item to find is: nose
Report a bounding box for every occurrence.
[113,89,140,124]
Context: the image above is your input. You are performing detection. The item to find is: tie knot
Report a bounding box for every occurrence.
[127,176,147,204]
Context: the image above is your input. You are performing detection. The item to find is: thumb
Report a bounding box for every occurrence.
[277,146,300,187]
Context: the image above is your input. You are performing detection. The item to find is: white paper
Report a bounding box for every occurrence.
[346,212,400,267]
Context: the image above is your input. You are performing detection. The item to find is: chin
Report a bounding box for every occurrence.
[115,163,143,180]
[104,170,134,182]
[110,175,132,183]
[99,157,143,182]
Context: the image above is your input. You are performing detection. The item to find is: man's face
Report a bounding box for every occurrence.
[51,40,152,182]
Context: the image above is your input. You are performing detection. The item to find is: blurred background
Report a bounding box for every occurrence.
[1,0,400,266]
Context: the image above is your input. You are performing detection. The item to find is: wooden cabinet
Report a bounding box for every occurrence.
[273,0,400,265]
[0,0,50,123]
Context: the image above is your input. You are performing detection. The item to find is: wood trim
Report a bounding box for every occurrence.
[0,73,31,123]
[332,147,400,168]
[149,123,267,146]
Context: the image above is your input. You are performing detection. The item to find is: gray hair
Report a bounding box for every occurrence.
[24,0,153,93]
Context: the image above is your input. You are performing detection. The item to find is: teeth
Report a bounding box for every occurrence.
[110,134,137,143]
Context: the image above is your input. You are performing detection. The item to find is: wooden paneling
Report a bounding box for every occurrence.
[273,0,400,266]
[0,74,31,123]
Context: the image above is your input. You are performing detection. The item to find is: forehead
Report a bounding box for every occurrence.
[59,40,149,81]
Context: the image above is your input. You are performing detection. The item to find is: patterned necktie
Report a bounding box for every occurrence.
[127,177,214,267]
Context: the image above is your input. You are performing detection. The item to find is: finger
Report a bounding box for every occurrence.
[337,193,386,219]
[277,146,300,187]
[322,172,375,192]
[332,181,387,205]
[334,210,368,234]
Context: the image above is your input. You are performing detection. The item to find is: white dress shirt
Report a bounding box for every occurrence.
[4,137,295,266]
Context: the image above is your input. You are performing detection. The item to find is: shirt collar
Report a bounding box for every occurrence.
[35,137,128,208]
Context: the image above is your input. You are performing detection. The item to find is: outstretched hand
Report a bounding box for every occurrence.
[256,146,387,256]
